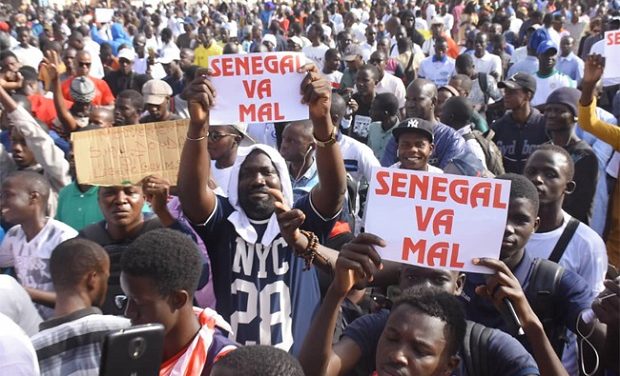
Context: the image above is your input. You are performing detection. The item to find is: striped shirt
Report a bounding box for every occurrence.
[31,307,130,376]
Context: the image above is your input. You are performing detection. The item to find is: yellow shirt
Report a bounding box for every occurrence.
[577,97,620,151]
[194,44,224,68]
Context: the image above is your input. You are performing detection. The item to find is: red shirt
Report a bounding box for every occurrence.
[29,94,73,128]
[61,75,115,106]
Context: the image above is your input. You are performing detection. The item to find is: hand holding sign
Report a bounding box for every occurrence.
[332,234,385,296]
[300,64,332,123]
[583,54,606,85]
[184,69,216,126]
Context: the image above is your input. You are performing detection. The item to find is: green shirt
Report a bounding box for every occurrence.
[56,183,104,231]
[367,121,398,160]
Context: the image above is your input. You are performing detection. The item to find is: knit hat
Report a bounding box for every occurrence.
[546,87,581,116]
[70,76,96,103]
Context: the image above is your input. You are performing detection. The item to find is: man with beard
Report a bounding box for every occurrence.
[178,66,347,354]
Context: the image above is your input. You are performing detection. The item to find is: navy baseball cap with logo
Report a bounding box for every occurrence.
[392,117,434,143]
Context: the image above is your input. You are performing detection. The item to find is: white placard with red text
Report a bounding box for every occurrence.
[604,31,620,79]
[365,167,511,273]
[208,52,308,125]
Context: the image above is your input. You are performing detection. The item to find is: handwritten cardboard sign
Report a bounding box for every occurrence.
[71,120,189,186]
[365,167,511,273]
[208,52,308,125]
[604,31,620,79]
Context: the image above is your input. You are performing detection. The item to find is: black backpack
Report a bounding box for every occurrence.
[462,129,506,176]
[462,321,494,376]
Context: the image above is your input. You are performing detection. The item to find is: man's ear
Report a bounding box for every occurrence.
[29,191,41,204]
[565,180,576,195]
[455,273,467,295]
[533,216,541,232]
[170,289,190,310]
[85,271,98,291]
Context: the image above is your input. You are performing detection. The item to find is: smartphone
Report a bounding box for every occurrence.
[99,323,165,376]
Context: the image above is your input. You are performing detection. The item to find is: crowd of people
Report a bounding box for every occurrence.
[0,0,619,375]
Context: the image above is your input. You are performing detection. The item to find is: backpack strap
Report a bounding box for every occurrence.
[463,321,491,376]
[548,217,580,263]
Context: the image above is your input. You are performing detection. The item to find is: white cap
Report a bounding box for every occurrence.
[431,16,445,25]
[157,48,181,64]
[261,34,277,46]
[118,48,136,62]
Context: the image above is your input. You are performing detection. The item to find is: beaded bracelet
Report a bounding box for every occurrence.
[298,230,329,270]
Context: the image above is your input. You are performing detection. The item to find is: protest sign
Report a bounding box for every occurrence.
[604,30,620,79]
[208,52,308,125]
[95,8,115,23]
[365,167,511,273]
[71,120,189,186]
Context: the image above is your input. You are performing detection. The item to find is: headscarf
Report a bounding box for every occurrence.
[226,144,294,246]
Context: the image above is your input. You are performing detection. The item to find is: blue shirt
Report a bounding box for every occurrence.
[380,121,470,168]
[556,53,584,82]
[193,194,336,355]
[343,310,540,376]
[461,251,594,352]
[291,161,319,202]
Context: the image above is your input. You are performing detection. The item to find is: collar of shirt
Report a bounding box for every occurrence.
[39,307,103,331]
[432,55,447,63]
[558,52,574,61]
[513,250,535,286]
[455,125,473,136]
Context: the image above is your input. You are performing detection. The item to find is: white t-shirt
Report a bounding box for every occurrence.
[531,71,576,106]
[0,313,40,376]
[0,275,42,336]
[418,56,456,87]
[376,73,407,109]
[322,70,344,89]
[0,219,78,318]
[338,134,380,183]
[211,162,234,197]
[472,52,503,78]
[302,44,330,71]
[11,45,43,70]
[526,211,608,294]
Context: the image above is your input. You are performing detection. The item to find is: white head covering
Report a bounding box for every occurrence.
[226,144,293,246]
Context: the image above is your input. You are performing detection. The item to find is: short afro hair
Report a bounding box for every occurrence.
[117,89,144,112]
[212,345,304,376]
[121,229,202,296]
[391,289,466,356]
[527,144,575,181]
[51,238,109,291]
[374,93,400,116]
[497,173,540,214]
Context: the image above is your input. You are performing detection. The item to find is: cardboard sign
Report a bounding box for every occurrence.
[365,167,511,273]
[208,52,308,125]
[71,120,189,186]
[604,31,620,79]
[95,8,115,23]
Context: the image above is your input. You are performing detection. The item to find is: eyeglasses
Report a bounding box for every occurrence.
[78,62,91,67]
[114,295,128,310]
[208,132,239,142]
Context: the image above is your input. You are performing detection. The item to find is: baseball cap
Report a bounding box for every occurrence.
[289,36,303,48]
[536,39,558,55]
[498,72,537,94]
[142,80,173,105]
[431,16,445,26]
[528,28,550,52]
[118,48,136,62]
[392,118,434,143]
[157,49,180,64]
[261,34,277,46]
[343,44,363,61]
[210,123,256,146]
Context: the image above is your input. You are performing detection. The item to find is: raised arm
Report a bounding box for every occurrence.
[303,66,347,217]
[177,72,217,223]
[42,50,79,134]
[578,54,620,151]
[298,233,385,376]
[0,86,71,191]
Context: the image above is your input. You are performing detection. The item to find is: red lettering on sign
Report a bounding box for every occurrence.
[401,238,465,268]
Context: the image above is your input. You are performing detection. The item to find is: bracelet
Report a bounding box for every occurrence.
[313,128,337,147]
[186,131,208,141]
[298,230,329,270]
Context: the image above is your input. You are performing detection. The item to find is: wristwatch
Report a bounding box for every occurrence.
[314,129,337,147]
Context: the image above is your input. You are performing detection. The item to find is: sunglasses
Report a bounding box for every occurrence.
[208,132,239,142]
[78,61,92,67]
[114,295,128,311]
